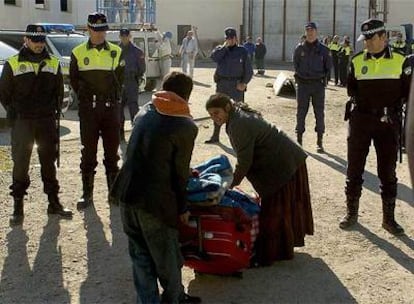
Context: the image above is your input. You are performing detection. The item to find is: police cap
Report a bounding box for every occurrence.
[120,28,130,36]
[304,22,317,30]
[224,27,237,39]
[25,24,47,42]
[357,19,385,41]
[87,12,109,32]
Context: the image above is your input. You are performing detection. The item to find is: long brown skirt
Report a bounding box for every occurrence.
[255,161,314,265]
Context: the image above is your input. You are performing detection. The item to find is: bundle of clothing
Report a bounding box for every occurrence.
[187,154,260,217]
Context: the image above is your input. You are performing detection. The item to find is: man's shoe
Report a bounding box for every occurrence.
[316,145,325,153]
[9,197,24,226]
[48,204,73,218]
[204,138,219,144]
[9,214,24,226]
[179,293,201,304]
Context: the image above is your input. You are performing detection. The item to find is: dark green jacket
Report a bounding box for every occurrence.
[227,107,307,197]
[111,101,198,227]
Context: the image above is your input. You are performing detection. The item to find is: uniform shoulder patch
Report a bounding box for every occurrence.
[404,66,412,75]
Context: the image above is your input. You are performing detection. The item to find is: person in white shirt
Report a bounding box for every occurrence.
[156,31,173,89]
[179,30,198,78]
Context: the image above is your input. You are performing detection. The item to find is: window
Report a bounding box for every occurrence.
[4,0,16,5]
[35,0,47,9]
[60,0,68,12]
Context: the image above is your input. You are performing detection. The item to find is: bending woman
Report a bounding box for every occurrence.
[206,93,314,265]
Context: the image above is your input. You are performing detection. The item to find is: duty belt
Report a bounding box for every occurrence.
[296,77,324,84]
[217,75,242,81]
[355,106,398,117]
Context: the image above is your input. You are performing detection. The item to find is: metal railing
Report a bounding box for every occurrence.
[96,0,156,24]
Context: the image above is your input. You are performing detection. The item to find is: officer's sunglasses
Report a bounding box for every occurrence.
[364,33,376,40]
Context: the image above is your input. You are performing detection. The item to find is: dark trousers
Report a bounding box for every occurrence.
[121,81,139,128]
[332,52,340,84]
[211,80,245,139]
[120,205,185,304]
[10,117,59,197]
[345,111,399,199]
[79,100,121,176]
[339,55,349,86]
[295,81,325,135]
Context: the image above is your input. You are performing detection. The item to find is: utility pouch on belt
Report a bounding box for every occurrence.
[344,97,355,121]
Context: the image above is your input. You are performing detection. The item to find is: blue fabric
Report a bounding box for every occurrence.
[193,154,232,175]
[220,189,261,216]
[187,155,232,202]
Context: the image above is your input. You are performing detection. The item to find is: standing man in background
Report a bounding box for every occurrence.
[205,27,253,144]
[179,30,198,79]
[329,35,342,86]
[70,12,124,209]
[293,21,331,152]
[119,28,146,142]
[254,37,267,75]
[0,24,73,225]
[157,31,173,87]
[243,36,255,62]
[339,19,411,235]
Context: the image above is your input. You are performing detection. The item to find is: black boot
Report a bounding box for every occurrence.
[339,199,359,229]
[316,133,324,153]
[297,133,303,146]
[106,172,119,205]
[382,198,404,235]
[77,174,94,210]
[205,122,220,144]
[48,194,73,218]
[9,197,24,226]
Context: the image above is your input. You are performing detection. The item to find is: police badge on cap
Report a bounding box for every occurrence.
[357,19,386,41]
[25,24,47,42]
[87,12,109,32]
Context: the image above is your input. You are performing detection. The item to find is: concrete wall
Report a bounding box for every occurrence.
[156,0,243,55]
[245,0,371,61]
[0,0,95,30]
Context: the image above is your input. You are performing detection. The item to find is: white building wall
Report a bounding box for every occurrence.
[156,0,243,53]
[0,0,95,30]
[387,0,414,25]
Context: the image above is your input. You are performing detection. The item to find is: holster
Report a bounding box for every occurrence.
[344,97,355,121]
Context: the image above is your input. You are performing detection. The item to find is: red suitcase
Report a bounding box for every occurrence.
[179,206,259,276]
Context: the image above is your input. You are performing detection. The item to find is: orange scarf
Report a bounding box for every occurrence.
[152,91,192,118]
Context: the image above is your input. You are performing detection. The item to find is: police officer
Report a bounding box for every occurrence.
[0,24,73,225]
[339,19,411,235]
[70,13,124,209]
[391,32,408,55]
[205,27,253,144]
[329,35,342,85]
[119,28,145,141]
[293,22,332,152]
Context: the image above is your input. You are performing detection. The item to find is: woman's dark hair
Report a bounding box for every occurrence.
[162,71,193,100]
[205,93,261,116]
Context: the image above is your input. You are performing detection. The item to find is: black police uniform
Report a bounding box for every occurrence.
[293,22,332,151]
[69,13,124,209]
[340,19,412,235]
[205,27,253,144]
[0,24,72,225]
[119,28,145,141]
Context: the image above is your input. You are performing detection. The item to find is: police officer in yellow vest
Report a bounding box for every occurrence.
[391,32,408,55]
[338,36,353,86]
[0,24,73,225]
[70,13,124,209]
[339,19,411,235]
[329,35,343,85]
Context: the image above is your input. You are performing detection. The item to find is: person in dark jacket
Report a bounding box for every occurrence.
[293,21,332,152]
[111,71,201,304]
[254,37,267,75]
[0,24,73,225]
[205,27,253,144]
[206,93,314,265]
[243,36,255,62]
[119,28,145,141]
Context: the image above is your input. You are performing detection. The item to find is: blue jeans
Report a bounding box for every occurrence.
[120,205,185,304]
